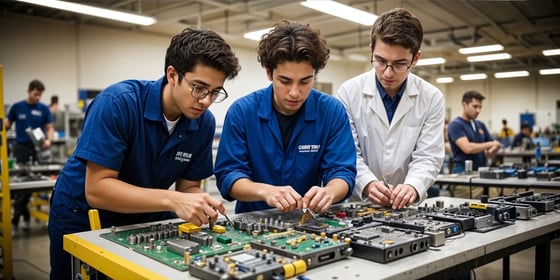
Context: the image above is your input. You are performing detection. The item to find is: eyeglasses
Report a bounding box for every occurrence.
[371,59,413,73]
[177,72,228,103]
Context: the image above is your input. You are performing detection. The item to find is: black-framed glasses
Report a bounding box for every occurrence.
[177,72,228,103]
[371,59,414,73]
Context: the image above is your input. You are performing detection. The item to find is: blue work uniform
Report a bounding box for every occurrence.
[214,84,356,213]
[7,100,53,144]
[48,77,215,280]
[447,117,493,172]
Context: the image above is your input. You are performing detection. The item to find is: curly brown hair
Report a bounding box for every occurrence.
[257,20,330,74]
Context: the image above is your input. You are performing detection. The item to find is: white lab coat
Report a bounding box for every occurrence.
[336,70,445,203]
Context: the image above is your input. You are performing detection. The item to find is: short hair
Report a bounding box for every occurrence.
[28,79,45,92]
[165,27,240,81]
[462,90,485,104]
[521,123,531,130]
[502,119,507,125]
[370,8,423,57]
[50,95,59,105]
[257,20,330,73]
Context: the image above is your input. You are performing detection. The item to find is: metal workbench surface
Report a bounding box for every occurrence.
[64,197,560,280]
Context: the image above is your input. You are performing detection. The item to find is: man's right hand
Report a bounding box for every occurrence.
[262,185,303,213]
[363,180,393,206]
[173,193,226,226]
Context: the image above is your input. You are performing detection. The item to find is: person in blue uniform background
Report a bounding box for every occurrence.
[214,20,356,214]
[6,79,54,237]
[448,90,501,173]
[48,28,240,280]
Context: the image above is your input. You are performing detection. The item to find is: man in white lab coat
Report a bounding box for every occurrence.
[336,8,445,209]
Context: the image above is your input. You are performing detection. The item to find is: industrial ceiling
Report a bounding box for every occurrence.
[2,0,560,79]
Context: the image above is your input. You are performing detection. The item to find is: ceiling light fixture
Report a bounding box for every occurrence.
[416,57,446,66]
[436,77,454,84]
[542,49,560,56]
[300,0,378,26]
[494,71,529,79]
[459,44,504,54]
[467,53,511,62]
[243,28,272,41]
[539,68,560,75]
[460,73,488,80]
[16,0,156,25]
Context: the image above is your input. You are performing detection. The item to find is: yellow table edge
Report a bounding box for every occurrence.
[64,233,168,280]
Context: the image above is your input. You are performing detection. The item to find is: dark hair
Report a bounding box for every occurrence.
[165,27,240,81]
[462,90,485,104]
[28,79,45,92]
[257,20,330,73]
[521,123,531,130]
[370,8,423,57]
[50,95,59,105]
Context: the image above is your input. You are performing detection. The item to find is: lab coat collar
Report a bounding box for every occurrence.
[367,71,420,128]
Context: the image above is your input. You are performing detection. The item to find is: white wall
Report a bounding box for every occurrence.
[431,76,559,134]
[1,14,558,132]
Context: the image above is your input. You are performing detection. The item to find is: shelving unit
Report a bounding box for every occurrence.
[0,65,14,279]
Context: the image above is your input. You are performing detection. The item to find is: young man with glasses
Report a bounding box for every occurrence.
[336,8,445,209]
[48,28,240,280]
[214,20,356,214]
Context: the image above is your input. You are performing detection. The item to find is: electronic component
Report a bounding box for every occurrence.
[337,224,430,263]
[189,249,307,280]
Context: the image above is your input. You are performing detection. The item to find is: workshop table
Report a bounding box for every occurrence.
[435,173,560,198]
[63,197,560,280]
[3,176,57,223]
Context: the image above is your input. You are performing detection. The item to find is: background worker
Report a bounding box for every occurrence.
[499,118,514,148]
[336,8,445,209]
[448,90,501,174]
[214,20,356,215]
[48,28,240,280]
[5,79,54,237]
[512,123,535,150]
[447,90,502,198]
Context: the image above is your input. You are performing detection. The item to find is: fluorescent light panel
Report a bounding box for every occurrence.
[460,73,488,80]
[416,57,446,66]
[539,68,560,75]
[459,44,504,54]
[243,28,272,41]
[494,71,529,78]
[542,49,560,56]
[300,0,377,26]
[16,0,156,25]
[436,77,454,84]
[467,53,511,62]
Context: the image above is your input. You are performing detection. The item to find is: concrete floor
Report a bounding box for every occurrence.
[9,181,560,279]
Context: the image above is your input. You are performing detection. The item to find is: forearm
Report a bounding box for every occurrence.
[86,177,178,213]
[324,178,350,203]
[229,178,272,202]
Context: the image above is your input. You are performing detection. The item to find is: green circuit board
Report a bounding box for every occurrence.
[100,220,351,271]
[100,222,254,271]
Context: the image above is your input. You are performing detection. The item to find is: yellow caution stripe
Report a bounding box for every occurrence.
[64,234,168,280]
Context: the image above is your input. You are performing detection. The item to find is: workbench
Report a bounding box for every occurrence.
[435,173,560,198]
[63,197,560,280]
[4,176,57,223]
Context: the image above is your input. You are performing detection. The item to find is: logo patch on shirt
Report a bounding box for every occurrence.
[174,151,192,163]
[31,109,43,117]
[298,144,320,153]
